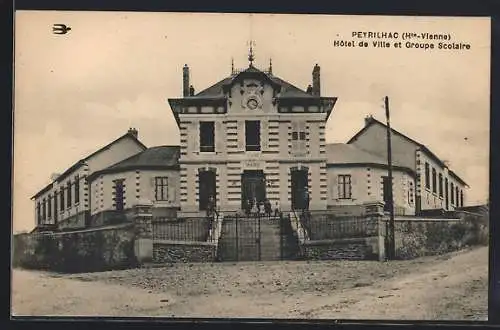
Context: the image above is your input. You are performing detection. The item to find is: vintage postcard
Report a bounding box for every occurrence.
[12,11,490,320]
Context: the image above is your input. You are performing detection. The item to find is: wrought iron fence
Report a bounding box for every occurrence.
[152,216,213,242]
[298,211,378,240]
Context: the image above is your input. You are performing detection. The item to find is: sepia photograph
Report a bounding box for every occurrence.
[11,11,490,320]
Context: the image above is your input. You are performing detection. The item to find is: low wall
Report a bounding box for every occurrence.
[57,211,88,231]
[391,217,482,259]
[303,237,381,260]
[153,240,216,263]
[88,210,128,228]
[13,223,137,273]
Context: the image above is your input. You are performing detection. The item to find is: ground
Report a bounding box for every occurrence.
[11,246,488,320]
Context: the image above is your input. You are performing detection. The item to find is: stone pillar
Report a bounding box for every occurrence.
[364,202,386,261]
[133,200,154,264]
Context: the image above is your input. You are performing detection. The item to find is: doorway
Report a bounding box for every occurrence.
[291,168,308,210]
[241,170,266,208]
[199,169,216,211]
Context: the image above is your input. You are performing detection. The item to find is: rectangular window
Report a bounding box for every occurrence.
[42,199,46,221]
[445,178,449,209]
[450,182,455,205]
[37,202,41,224]
[67,182,72,208]
[245,120,261,151]
[438,173,443,197]
[431,168,437,194]
[456,186,459,207]
[424,162,430,189]
[114,179,125,211]
[199,121,215,152]
[155,176,169,201]
[60,188,65,211]
[74,175,80,204]
[460,190,464,207]
[292,132,298,140]
[337,174,352,199]
[48,195,52,218]
[299,131,306,140]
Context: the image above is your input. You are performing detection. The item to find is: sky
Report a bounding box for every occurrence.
[13,12,491,233]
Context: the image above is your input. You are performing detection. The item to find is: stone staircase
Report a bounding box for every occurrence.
[217,214,300,262]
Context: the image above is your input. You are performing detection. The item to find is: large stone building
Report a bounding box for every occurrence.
[31,129,147,231]
[31,55,470,231]
[347,116,468,213]
[167,56,337,214]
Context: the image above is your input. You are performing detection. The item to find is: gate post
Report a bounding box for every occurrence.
[133,199,154,265]
[364,202,385,261]
[235,213,239,261]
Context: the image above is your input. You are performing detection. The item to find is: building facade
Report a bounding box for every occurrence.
[31,129,147,231]
[167,59,337,214]
[347,116,468,213]
[326,143,416,216]
[87,146,180,220]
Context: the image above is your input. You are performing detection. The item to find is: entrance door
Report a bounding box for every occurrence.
[291,169,308,210]
[241,170,266,208]
[199,170,216,211]
[382,176,392,213]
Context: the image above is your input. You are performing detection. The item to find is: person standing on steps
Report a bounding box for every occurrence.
[264,199,272,219]
[303,189,310,213]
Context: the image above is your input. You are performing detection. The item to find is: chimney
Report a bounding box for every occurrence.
[128,127,138,139]
[189,85,195,96]
[312,64,321,96]
[306,84,313,94]
[364,115,374,126]
[183,64,190,97]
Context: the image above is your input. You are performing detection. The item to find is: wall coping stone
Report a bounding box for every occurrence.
[153,239,217,247]
[46,223,134,236]
[304,237,378,246]
[392,217,461,222]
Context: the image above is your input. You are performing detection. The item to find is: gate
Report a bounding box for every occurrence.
[217,213,300,262]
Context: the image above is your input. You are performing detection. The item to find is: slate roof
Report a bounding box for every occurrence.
[326,143,414,174]
[347,116,468,186]
[193,66,315,99]
[87,146,180,182]
[31,131,147,199]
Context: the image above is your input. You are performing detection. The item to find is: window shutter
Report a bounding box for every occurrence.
[336,175,341,199]
[261,121,268,150]
[215,121,222,153]
[237,120,245,151]
[349,174,355,198]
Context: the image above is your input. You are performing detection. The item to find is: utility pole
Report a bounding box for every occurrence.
[385,96,396,260]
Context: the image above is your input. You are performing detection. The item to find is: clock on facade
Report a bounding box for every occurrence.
[247,98,259,110]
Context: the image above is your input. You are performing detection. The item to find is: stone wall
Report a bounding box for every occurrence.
[57,211,89,231]
[88,210,128,228]
[153,240,216,263]
[303,237,380,260]
[13,223,137,272]
[391,218,477,259]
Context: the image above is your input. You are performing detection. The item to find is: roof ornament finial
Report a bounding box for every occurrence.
[248,40,256,67]
[231,57,235,74]
[269,58,273,74]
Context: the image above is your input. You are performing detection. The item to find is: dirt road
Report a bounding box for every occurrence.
[11,246,488,320]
